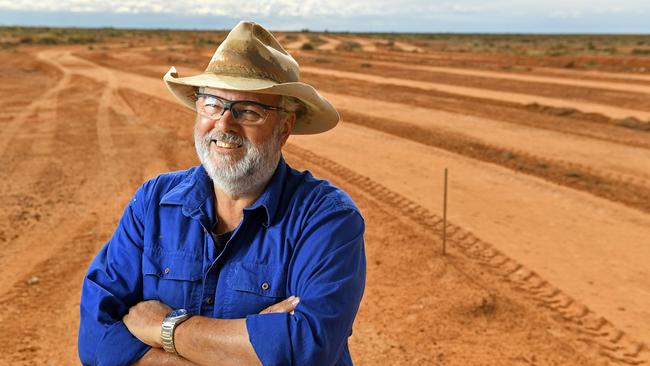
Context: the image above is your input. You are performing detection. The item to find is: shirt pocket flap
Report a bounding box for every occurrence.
[229,262,286,298]
[142,252,202,281]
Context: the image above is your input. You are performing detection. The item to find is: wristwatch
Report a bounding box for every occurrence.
[160,309,192,355]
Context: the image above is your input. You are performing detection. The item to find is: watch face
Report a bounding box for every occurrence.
[168,309,188,319]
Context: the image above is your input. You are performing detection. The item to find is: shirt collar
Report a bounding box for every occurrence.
[159,165,213,218]
[159,156,288,227]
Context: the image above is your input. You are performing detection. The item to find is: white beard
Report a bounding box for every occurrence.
[194,124,282,197]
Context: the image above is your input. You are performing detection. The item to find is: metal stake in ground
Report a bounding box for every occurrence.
[443,168,448,255]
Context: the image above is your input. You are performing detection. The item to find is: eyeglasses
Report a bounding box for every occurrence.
[194,92,288,125]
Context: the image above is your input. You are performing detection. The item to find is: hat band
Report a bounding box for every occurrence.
[206,63,291,84]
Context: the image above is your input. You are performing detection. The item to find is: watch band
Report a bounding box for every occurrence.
[160,309,192,354]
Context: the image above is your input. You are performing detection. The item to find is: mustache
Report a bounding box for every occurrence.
[203,130,248,147]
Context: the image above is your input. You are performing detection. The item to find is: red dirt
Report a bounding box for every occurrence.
[1,41,649,366]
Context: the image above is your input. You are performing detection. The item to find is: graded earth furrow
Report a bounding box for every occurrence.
[299,70,650,148]
[301,65,650,120]
[337,109,650,214]
[319,92,650,193]
[298,53,650,89]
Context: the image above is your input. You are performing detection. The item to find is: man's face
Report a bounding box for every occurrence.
[194,87,294,196]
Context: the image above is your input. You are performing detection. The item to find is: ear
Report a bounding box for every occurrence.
[279,112,296,147]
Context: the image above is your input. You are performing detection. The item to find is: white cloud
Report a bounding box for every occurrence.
[0,0,648,32]
[550,10,584,19]
[0,0,480,16]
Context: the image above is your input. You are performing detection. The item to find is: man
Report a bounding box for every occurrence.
[78,21,366,366]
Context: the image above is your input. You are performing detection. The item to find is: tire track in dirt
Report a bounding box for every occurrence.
[300,66,650,120]
[283,143,649,366]
[0,75,106,297]
[0,53,70,159]
[45,50,175,182]
[0,53,185,365]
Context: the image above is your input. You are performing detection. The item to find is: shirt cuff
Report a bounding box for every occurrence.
[246,312,292,366]
[95,321,151,366]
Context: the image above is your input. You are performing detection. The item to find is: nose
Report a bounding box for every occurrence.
[211,109,240,132]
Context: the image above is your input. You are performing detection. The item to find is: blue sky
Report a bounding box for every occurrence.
[0,0,649,33]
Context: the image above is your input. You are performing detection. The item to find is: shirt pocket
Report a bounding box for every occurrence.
[223,262,287,318]
[142,252,203,312]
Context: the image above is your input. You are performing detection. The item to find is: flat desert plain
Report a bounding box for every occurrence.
[0,30,649,365]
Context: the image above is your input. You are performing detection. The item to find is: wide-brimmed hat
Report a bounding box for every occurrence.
[163,20,339,135]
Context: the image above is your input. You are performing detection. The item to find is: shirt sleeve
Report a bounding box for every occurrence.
[78,187,151,366]
[246,201,366,366]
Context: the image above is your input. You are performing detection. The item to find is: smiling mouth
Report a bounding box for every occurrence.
[212,140,242,149]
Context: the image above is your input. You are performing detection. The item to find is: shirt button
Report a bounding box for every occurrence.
[261,282,270,290]
[205,297,214,305]
[164,267,171,274]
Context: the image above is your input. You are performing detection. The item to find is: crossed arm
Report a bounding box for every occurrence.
[126,296,299,366]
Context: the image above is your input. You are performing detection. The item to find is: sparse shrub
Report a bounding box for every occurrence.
[565,171,582,179]
[314,57,331,64]
[19,36,33,44]
[301,42,314,51]
[195,38,220,47]
[617,117,650,131]
[564,61,576,68]
[68,36,97,44]
[632,48,650,55]
[473,294,496,316]
[601,47,618,54]
[337,41,362,52]
[37,36,58,45]
[306,35,326,47]
[551,107,578,116]
[546,46,568,57]
[360,63,371,68]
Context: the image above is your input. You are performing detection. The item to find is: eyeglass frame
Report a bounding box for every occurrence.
[193,91,289,125]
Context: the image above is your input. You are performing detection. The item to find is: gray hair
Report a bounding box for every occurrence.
[280,96,306,120]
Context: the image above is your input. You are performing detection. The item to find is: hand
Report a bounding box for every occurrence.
[123,300,172,348]
[259,295,300,315]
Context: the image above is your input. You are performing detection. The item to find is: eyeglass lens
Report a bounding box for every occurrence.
[198,95,268,124]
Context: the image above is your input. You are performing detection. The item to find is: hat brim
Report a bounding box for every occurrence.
[163,67,339,135]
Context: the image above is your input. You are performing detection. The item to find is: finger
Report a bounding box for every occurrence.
[260,296,300,314]
[259,297,294,314]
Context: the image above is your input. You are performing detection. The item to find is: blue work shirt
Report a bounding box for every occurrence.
[78,156,366,366]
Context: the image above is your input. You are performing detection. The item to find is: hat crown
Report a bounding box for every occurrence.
[205,21,300,84]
